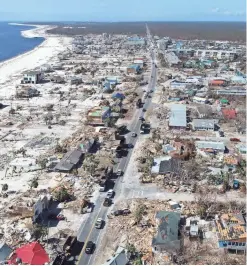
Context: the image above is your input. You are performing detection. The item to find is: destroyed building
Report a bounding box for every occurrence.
[215,213,246,253]
[54,149,84,172]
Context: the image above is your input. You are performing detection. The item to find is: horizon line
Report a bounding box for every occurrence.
[2,20,246,23]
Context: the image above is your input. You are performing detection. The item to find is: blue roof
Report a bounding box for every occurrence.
[128,64,140,70]
[103,82,111,89]
[169,104,187,127]
[112,92,125,100]
[128,37,144,41]
[0,242,12,262]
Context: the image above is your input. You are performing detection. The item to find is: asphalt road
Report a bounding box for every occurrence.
[76,31,157,265]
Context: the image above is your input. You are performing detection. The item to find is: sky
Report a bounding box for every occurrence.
[0,0,246,22]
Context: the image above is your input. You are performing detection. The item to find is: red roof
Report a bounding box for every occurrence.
[222,109,237,119]
[9,242,49,265]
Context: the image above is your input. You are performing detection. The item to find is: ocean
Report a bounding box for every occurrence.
[0,22,45,63]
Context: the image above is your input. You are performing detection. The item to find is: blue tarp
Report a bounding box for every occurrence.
[112,92,125,100]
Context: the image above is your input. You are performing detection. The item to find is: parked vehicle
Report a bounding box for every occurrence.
[116,125,127,134]
[120,138,126,147]
[103,198,112,207]
[116,152,122,158]
[111,208,131,216]
[136,99,142,108]
[99,182,106,192]
[117,169,123,176]
[106,189,114,198]
[219,131,224,137]
[95,218,103,229]
[131,132,137,137]
[48,213,65,220]
[230,138,241,142]
[85,241,95,254]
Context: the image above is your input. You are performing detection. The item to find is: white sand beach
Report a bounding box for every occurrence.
[0,23,72,87]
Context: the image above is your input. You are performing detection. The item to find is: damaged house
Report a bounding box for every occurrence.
[54,149,84,172]
[215,213,246,254]
[151,156,180,175]
[152,211,182,253]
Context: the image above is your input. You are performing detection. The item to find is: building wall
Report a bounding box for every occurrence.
[127,68,137,74]
[168,49,237,60]
[218,240,246,251]
[23,74,37,84]
[216,90,246,96]
[192,124,214,131]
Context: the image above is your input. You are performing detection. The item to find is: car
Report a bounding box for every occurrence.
[116,169,123,176]
[139,116,143,120]
[219,131,224,137]
[103,198,112,207]
[143,108,147,112]
[230,138,241,142]
[95,218,103,229]
[85,241,95,254]
[106,189,114,198]
[128,143,134,148]
[131,132,137,137]
[116,153,121,158]
[144,94,148,99]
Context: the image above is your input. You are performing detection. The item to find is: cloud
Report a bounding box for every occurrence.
[211,8,220,13]
[211,8,245,16]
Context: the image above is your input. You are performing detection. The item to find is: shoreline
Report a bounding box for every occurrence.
[0,23,51,67]
[0,23,72,85]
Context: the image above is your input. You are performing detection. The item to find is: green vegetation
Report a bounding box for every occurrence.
[32,224,48,240]
[134,204,146,223]
[53,186,71,202]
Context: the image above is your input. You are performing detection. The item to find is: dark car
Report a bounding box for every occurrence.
[219,131,224,137]
[116,153,121,158]
[143,108,147,112]
[103,198,112,207]
[85,241,94,254]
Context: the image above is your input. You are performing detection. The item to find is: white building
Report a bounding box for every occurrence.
[193,96,207,104]
[22,71,43,84]
[168,49,238,60]
[191,119,219,131]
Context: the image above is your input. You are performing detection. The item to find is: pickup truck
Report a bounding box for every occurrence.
[111,209,131,216]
